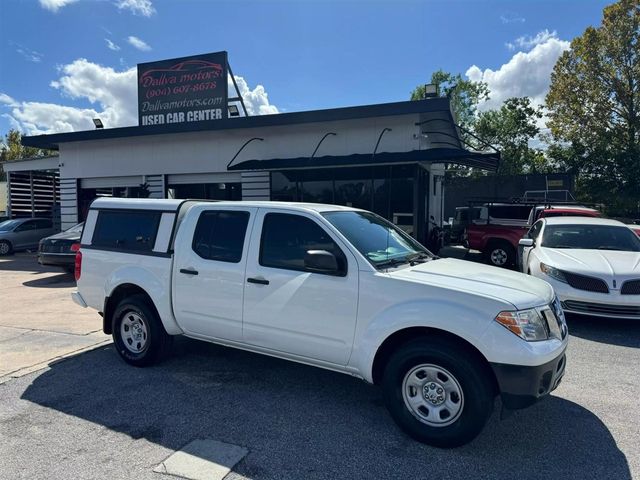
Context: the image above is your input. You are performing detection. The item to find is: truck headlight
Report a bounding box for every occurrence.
[540,263,567,283]
[495,308,549,341]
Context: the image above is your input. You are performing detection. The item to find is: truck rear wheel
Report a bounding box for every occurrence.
[381,338,494,448]
[112,294,172,367]
[486,241,515,268]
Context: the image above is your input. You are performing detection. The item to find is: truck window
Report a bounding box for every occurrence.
[192,210,250,263]
[92,210,160,252]
[260,213,346,274]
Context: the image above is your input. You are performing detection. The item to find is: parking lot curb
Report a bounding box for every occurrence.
[0,339,112,385]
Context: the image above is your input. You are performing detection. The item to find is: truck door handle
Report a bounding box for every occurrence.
[247,277,269,285]
[180,268,199,275]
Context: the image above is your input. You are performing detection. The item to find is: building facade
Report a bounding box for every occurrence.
[9,98,498,245]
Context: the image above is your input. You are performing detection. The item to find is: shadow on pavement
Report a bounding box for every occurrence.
[567,314,640,349]
[20,338,631,480]
[22,272,75,288]
[0,252,59,274]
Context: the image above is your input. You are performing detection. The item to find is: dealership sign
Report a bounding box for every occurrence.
[137,51,228,126]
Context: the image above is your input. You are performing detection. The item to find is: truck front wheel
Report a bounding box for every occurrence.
[382,338,494,448]
[112,294,172,367]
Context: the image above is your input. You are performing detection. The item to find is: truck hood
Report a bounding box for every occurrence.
[387,258,554,310]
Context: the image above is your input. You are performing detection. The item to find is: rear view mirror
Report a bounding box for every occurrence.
[519,238,534,247]
[304,250,340,275]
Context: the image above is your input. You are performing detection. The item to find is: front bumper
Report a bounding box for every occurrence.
[543,275,640,320]
[491,345,567,410]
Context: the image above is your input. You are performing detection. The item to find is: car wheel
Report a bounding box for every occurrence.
[112,294,172,367]
[487,242,515,268]
[382,338,494,448]
[0,240,12,256]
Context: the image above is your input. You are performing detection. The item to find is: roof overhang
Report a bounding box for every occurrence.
[22,98,453,150]
[228,148,499,172]
[2,156,60,173]
[20,97,500,173]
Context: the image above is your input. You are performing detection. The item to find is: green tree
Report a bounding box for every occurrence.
[474,97,548,175]
[0,129,52,181]
[411,70,489,131]
[546,0,640,215]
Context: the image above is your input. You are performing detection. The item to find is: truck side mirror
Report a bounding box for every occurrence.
[519,238,534,247]
[304,250,340,275]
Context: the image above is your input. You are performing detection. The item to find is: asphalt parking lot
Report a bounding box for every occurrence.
[1,253,639,479]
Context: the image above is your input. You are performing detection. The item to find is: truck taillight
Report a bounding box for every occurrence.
[74,249,82,281]
[70,243,80,253]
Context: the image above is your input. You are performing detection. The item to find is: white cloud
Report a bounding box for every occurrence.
[39,0,78,12]
[506,29,558,52]
[0,93,18,107]
[127,35,151,51]
[12,43,44,63]
[105,39,121,51]
[228,76,279,116]
[500,12,525,24]
[5,59,137,134]
[116,0,155,17]
[466,32,570,113]
[2,59,279,134]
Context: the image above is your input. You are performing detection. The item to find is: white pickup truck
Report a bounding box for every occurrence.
[72,198,568,447]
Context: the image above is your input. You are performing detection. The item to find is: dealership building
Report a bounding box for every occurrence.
[7,52,499,244]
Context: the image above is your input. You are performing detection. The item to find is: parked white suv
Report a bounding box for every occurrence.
[72,198,568,447]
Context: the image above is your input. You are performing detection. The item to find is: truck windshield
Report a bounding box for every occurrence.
[322,211,433,269]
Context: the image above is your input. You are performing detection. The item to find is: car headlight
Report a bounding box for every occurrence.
[540,262,567,283]
[495,308,549,341]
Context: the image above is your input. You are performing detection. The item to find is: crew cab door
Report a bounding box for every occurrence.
[172,205,257,341]
[242,210,359,365]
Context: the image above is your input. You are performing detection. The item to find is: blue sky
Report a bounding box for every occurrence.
[0,0,610,135]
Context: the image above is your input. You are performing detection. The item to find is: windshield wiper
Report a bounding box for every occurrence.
[376,258,411,269]
[405,252,434,265]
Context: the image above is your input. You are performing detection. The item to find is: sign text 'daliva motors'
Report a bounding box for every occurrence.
[137,51,228,126]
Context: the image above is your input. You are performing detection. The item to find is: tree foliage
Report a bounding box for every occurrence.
[411,70,489,131]
[474,97,548,175]
[546,0,640,214]
[0,129,53,181]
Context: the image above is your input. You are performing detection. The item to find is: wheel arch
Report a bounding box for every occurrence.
[103,284,158,334]
[370,326,498,395]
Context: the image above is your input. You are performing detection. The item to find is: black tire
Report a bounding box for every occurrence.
[112,294,172,367]
[486,241,515,268]
[0,240,13,256]
[382,338,494,448]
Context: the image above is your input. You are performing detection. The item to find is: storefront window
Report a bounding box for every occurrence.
[168,183,241,200]
[270,165,418,234]
[271,172,298,201]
